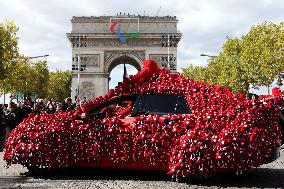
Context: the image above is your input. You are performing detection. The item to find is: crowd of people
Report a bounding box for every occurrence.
[0,96,87,151]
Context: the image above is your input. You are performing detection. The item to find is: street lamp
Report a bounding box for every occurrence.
[9,54,49,62]
[200,54,217,58]
[25,54,49,60]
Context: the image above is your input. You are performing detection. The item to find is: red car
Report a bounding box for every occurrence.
[3,59,282,178]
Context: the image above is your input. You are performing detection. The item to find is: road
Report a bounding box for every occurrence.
[0,150,283,189]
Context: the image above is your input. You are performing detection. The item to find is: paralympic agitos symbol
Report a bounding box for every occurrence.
[110,20,141,43]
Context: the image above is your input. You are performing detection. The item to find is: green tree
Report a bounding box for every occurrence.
[182,63,216,84]
[0,22,19,102]
[1,59,49,98]
[210,37,249,93]
[183,22,284,94]
[0,22,19,80]
[3,60,35,97]
[47,70,73,102]
[239,22,284,88]
[33,60,49,98]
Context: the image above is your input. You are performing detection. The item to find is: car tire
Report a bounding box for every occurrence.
[27,166,56,176]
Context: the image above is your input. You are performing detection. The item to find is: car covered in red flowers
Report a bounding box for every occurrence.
[3,59,282,178]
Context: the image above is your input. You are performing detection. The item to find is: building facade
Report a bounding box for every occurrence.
[67,15,181,100]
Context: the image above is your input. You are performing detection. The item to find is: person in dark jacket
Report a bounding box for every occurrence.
[0,106,5,151]
[4,102,18,142]
[16,100,32,124]
[46,100,56,114]
[62,97,75,112]
[33,99,45,115]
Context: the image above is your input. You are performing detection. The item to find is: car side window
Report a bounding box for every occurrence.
[132,94,190,116]
[176,96,190,114]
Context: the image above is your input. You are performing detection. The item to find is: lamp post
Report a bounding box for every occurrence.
[77,35,81,97]
[167,34,170,69]
[71,34,87,98]
[161,33,178,71]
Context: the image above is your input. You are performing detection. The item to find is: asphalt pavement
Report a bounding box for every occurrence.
[0,150,283,189]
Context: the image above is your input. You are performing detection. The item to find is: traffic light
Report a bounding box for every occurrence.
[72,64,87,71]
[72,65,78,70]
[80,64,86,71]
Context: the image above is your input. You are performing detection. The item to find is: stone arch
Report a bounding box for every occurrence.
[69,16,180,100]
[104,51,144,74]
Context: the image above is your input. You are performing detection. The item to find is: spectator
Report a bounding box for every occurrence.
[74,95,80,106]
[46,100,56,114]
[56,103,63,112]
[27,97,34,108]
[9,95,14,105]
[17,101,22,109]
[80,97,87,107]
[62,97,75,112]
[4,102,18,141]
[0,106,5,151]
[17,99,32,124]
[34,99,45,114]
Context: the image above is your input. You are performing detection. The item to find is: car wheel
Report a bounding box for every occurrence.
[27,166,55,175]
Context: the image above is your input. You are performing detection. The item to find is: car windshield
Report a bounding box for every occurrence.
[131,94,190,116]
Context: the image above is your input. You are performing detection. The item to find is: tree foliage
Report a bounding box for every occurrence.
[32,61,49,98]
[183,22,284,94]
[2,60,34,96]
[1,60,49,98]
[0,22,19,80]
[3,60,71,101]
[47,70,73,102]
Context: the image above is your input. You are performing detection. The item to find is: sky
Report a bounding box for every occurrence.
[0,0,283,96]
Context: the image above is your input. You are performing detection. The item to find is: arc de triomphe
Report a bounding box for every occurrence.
[67,15,181,101]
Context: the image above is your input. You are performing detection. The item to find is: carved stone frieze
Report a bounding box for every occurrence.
[78,54,100,67]
[149,54,176,70]
[80,82,96,100]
